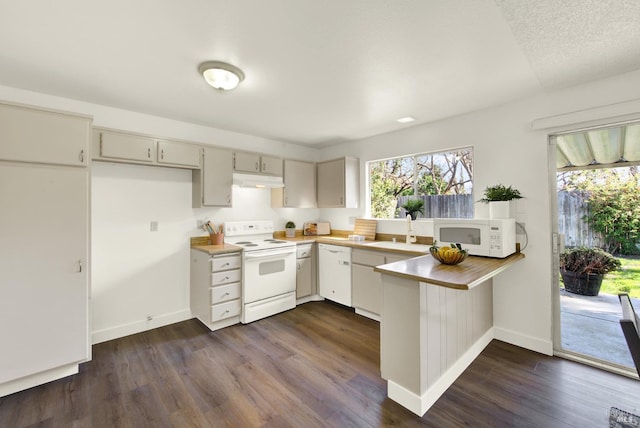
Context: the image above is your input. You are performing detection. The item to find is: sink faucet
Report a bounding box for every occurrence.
[405,214,417,244]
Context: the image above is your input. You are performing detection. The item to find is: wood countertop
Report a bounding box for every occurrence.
[374,252,525,290]
[280,235,433,256]
[191,243,243,255]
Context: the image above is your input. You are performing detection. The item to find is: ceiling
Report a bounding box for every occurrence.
[2,1,640,146]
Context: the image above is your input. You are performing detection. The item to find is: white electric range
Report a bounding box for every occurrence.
[224,220,297,323]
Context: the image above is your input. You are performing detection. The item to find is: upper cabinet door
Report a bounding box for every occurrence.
[233,151,261,173]
[261,155,283,176]
[284,159,316,208]
[0,102,91,167]
[201,146,233,207]
[157,140,200,168]
[98,131,155,163]
[317,157,359,208]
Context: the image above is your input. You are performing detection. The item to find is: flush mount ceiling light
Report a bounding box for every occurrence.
[198,61,245,91]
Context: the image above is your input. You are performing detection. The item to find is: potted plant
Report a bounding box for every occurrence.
[285,221,296,238]
[478,184,523,218]
[401,198,424,220]
[559,247,621,296]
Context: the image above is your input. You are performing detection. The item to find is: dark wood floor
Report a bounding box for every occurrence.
[1,301,639,427]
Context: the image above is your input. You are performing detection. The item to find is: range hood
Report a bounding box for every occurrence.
[232,173,284,188]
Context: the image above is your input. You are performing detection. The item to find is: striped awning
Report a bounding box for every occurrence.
[556,123,640,170]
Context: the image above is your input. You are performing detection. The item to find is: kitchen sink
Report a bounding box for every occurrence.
[363,241,431,253]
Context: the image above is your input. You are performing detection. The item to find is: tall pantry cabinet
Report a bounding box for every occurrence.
[0,102,91,397]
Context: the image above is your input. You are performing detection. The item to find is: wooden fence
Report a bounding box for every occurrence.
[397,195,473,219]
[557,190,604,248]
[397,192,604,248]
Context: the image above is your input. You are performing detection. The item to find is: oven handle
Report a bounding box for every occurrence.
[244,248,296,260]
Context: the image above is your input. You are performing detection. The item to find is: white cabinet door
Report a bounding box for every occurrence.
[0,103,90,166]
[261,155,282,176]
[234,151,261,173]
[0,163,88,384]
[317,158,344,207]
[284,159,316,208]
[296,257,313,298]
[317,157,359,208]
[157,140,200,168]
[352,264,382,316]
[99,130,155,163]
[199,146,233,206]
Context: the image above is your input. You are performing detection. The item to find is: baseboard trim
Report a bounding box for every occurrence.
[493,326,553,355]
[91,309,192,344]
[0,363,78,398]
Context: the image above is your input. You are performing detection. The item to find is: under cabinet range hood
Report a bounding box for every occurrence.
[232,173,284,188]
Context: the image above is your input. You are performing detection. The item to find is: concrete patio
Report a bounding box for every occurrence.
[560,288,639,368]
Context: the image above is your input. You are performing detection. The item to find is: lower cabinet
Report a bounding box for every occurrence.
[190,250,242,330]
[351,249,409,320]
[296,243,316,299]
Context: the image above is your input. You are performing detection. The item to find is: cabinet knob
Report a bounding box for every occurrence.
[255,162,259,171]
[77,259,83,273]
[262,162,266,171]
[79,149,85,163]
[161,149,165,159]
[148,148,151,158]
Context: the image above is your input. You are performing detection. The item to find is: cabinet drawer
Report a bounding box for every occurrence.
[211,299,241,322]
[211,283,241,304]
[211,254,241,271]
[211,269,241,286]
[296,244,313,259]
[352,250,385,266]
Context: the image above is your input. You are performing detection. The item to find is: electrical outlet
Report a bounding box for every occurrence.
[150,221,158,232]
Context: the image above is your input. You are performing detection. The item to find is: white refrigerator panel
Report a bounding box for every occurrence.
[0,163,89,384]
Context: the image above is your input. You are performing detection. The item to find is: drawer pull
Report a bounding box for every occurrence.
[223,292,230,297]
[222,262,230,267]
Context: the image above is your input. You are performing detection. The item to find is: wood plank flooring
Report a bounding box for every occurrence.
[1,301,639,427]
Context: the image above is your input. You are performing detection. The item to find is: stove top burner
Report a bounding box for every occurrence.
[243,243,258,247]
[235,241,253,244]
[264,239,287,244]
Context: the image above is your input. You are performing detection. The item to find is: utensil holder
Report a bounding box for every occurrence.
[210,233,224,245]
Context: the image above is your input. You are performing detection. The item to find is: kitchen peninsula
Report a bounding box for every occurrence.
[374,253,525,416]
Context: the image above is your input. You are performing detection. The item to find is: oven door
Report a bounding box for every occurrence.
[243,247,296,303]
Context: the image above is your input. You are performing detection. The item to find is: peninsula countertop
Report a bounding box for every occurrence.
[374,252,525,290]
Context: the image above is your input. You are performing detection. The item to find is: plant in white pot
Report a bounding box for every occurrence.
[478,184,523,219]
[285,221,296,238]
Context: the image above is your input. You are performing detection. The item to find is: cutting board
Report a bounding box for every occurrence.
[353,218,377,241]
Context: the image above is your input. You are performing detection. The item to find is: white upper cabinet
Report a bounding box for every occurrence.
[0,102,90,167]
[234,151,282,176]
[317,157,359,208]
[93,129,201,169]
[260,155,283,176]
[272,159,316,208]
[193,146,233,207]
[157,140,200,168]
[233,151,261,173]
[97,130,155,163]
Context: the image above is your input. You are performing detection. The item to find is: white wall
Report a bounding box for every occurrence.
[318,68,640,354]
[5,66,640,351]
[0,85,321,343]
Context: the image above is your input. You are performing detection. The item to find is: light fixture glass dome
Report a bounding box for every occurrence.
[198,61,245,91]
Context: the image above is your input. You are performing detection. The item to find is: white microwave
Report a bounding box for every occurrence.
[433,218,516,258]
